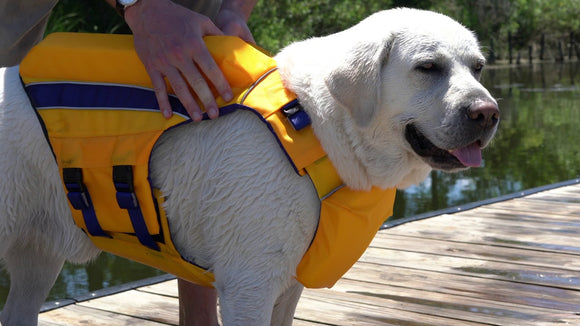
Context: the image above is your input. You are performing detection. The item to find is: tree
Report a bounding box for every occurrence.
[45,0,579,60]
[248,0,393,53]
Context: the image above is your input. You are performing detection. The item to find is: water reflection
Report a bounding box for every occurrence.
[49,254,165,300]
[392,62,580,219]
[0,252,165,305]
[0,62,578,306]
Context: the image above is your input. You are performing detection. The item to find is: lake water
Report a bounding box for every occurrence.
[1,62,579,306]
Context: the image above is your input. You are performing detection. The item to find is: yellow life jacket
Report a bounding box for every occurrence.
[20,33,396,288]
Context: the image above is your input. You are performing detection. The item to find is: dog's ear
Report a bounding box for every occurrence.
[325,38,393,127]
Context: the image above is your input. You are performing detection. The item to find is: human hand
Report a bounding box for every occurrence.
[215,8,255,44]
[124,0,233,121]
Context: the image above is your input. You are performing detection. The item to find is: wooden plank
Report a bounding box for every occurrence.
[358,246,580,290]
[527,193,580,204]
[139,278,518,325]
[137,279,178,297]
[296,290,485,326]
[463,206,580,224]
[371,233,580,270]
[123,266,580,325]
[323,278,580,326]
[77,290,179,325]
[136,277,571,325]
[291,319,331,326]
[343,263,580,313]
[384,215,580,254]
[527,184,580,196]
[483,198,580,215]
[78,279,482,326]
[39,304,168,325]
[111,269,580,324]
[401,208,580,233]
[137,278,502,325]
[526,186,580,202]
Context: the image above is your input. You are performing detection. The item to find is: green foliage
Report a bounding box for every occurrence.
[429,0,580,57]
[247,0,393,53]
[46,0,578,56]
[46,0,129,35]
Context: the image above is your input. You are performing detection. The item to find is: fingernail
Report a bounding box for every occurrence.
[192,112,202,121]
[209,107,219,119]
[163,109,172,119]
[223,91,233,102]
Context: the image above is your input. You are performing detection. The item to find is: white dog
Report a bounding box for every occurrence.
[0,8,498,326]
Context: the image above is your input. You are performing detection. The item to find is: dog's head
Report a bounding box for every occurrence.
[276,8,499,190]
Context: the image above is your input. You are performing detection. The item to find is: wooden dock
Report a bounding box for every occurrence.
[38,180,580,325]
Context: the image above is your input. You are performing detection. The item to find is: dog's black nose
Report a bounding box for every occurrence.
[468,101,499,129]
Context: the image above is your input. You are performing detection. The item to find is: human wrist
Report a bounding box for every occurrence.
[122,0,154,25]
[123,0,150,30]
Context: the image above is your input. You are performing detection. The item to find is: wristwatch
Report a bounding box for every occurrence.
[116,0,140,17]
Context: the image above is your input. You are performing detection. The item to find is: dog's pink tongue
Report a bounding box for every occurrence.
[450,143,482,167]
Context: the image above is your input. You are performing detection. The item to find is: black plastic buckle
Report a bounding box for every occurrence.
[113,165,138,209]
[112,165,160,251]
[63,168,90,209]
[282,100,311,131]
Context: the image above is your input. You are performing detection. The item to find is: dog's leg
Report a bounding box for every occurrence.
[0,232,65,326]
[214,267,297,326]
[215,278,275,325]
[270,280,303,326]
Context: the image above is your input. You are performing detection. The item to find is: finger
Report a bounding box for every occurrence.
[197,13,225,37]
[202,21,224,37]
[223,24,255,44]
[240,31,255,44]
[190,45,233,105]
[148,69,173,119]
[171,52,220,120]
[164,66,206,122]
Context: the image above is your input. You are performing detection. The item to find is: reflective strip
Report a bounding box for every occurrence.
[25,82,190,119]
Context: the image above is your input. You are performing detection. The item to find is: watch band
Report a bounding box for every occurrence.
[115,0,139,17]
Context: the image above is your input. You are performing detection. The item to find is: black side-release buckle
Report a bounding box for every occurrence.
[113,165,138,209]
[63,168,90,209]
[63,168,108,237]
[282,100,311,131]
[113,165,160,251]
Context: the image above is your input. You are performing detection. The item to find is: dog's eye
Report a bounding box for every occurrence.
[473,62,484,73]
[416,62,439,73]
